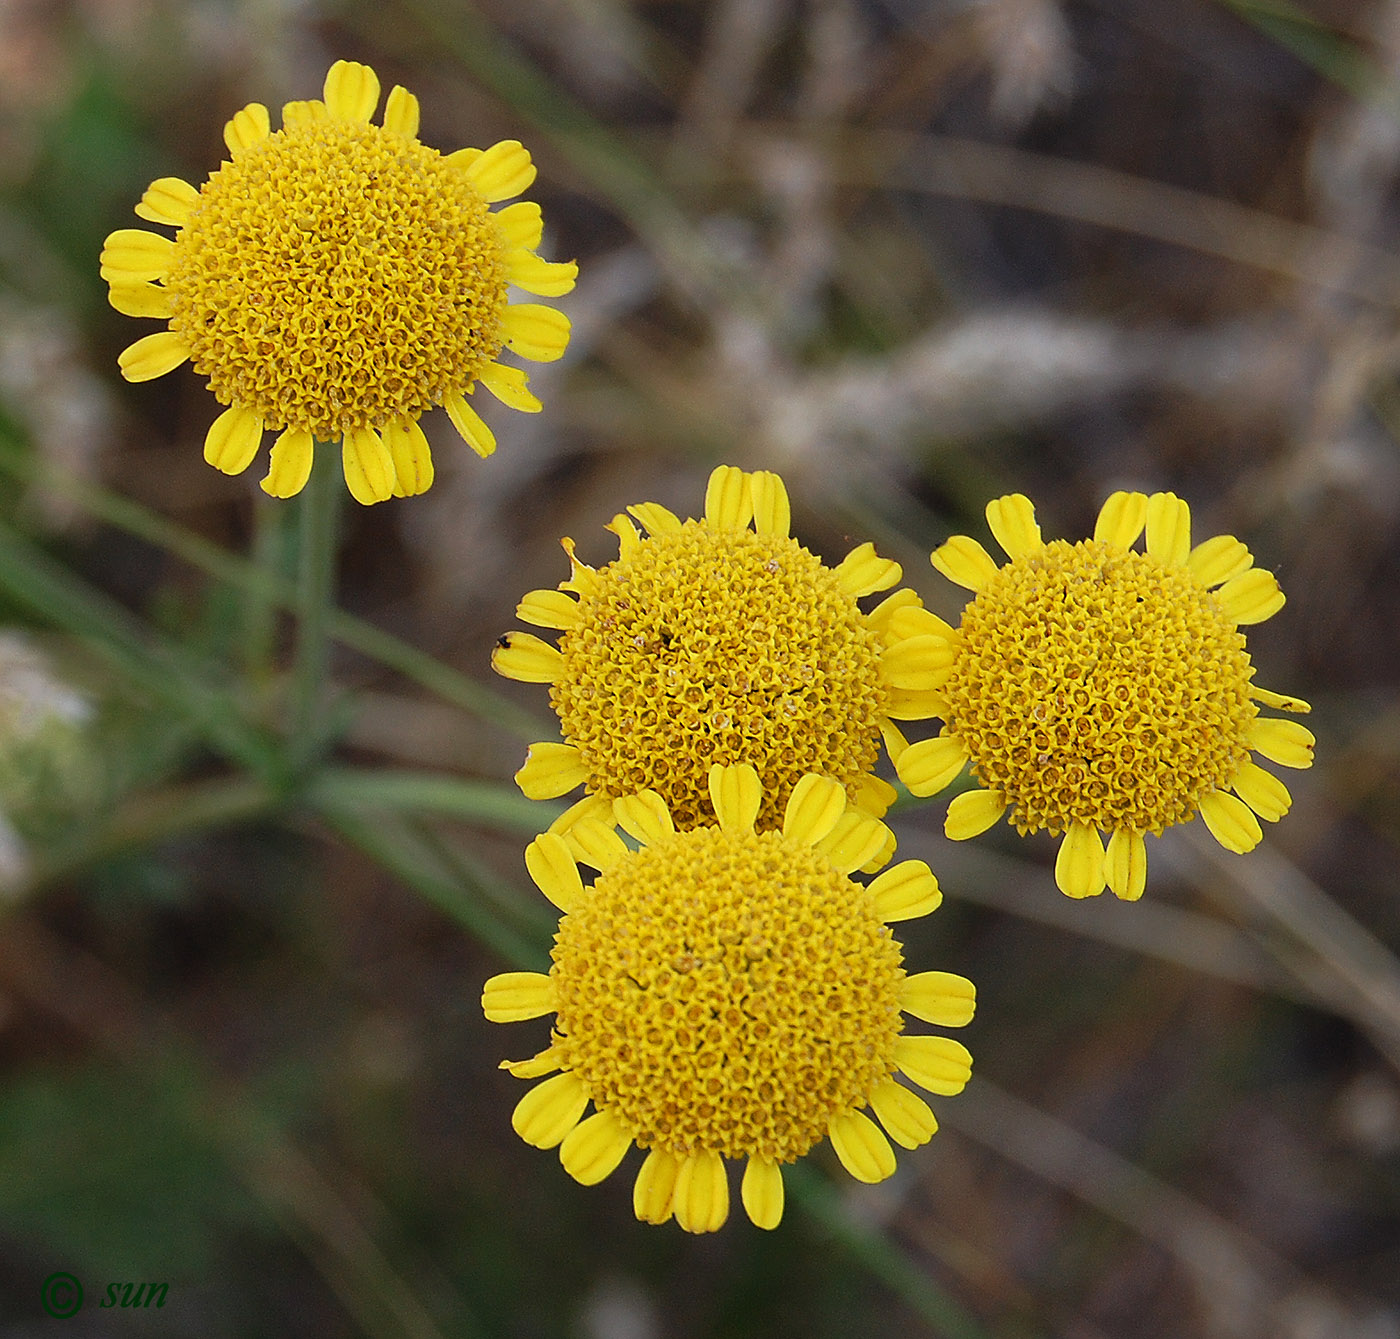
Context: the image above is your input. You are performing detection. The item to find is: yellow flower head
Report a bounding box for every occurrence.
[99,60,574,504]
[482,764,974,1232]
[896,492,1315,901]
[492,465,952,843]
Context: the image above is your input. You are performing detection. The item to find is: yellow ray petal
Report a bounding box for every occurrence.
[834,542,901,598]
[704,464,752,530]
[827,1110,896,1184]
[985,493,1041,559]
[442,389,497,458]
[944,788,1006,840]
[860,826,897,875]
[868,1078,938,1150]
[879,634,958,690]
[515,741,588,799]
[223,101,270,158]
[605,514,641,560]
[893,1035,973,1096]
[852,772,898,819]
[445,147,482,172]
[134,176,199,227]
[511,1072,589,1149]
[501,303,571,362]
[323,59,380,122]
[673,1151,729,1233]
[882,604,958,645]
[613,790,676,845]
[260,428,314,498]
[885,686,949,720]
[505,249,578,297]
[900,971,976,1027]
[1104,828,1147,902]
[560,1110,632,1185]
[741,1156,784,1230]
[464,139,537,202]
[817,812,890,873]
[279,99,327,129]
[869,859,942,921]
[781,773,847,847]
[500,1046,561,1079]
[865,588,923,639]
[516,588,580,630]
[1232,760,1292,822]
[342,425,396,505]
[202,405,264,476]
[930,534,998,591]
[896,733,969,798]
[477,362,543,413]
[1199,789,1263,854]
[1054,821,1106,899]
[107,283,173,319]
[547,793,614,837]
[1187,533,1252,588]
[1250,684,1310,713]
[491,631,564,683]
[494,200,544,250]
[1094,490,1148,548]
[481,970,555,1023]
[749,470,790,536]
[1247,717,1315,769]
[626,502,681,535]
[816,811,892,875]
[633,1149,680,1225]
[558,537,597,595]
[708,763,761,834]
[879,718,910,764]
[1145,492,1191,566]
[524,832,584,913]
[118,330,189,382]
[1217,568,1285,624]
[563,816,629,872]
[101,229,175,284]
[382,416,434,497]
[382,84,419,137]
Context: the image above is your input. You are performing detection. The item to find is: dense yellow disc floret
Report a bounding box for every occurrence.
[552,825,904,1162]
[99,60,575,504]
[167,115,508,441]
[553,522,884,830]
[897,492,1315,901]
[493,466,955,838]
[950,538,1255,837]
[482,765,975,1233]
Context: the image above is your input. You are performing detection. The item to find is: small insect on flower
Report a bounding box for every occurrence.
[492,465,953,845]
[896,491,1314,901]
[100,60,575,504]
[482,764,974,1232]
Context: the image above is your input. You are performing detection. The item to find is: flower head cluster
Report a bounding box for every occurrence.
[896,492,1314,900]
[483,765,973,1231]
[100,60,574,503]
[492,465,950,842]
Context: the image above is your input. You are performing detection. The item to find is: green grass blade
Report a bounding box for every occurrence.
[0,521,280,777]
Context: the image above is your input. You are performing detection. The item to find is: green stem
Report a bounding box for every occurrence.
[0,433,549,741]
[244,490,291,691]
[289,442,340,772]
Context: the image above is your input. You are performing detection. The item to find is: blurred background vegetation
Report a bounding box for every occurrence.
[0,0,1396,1334]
